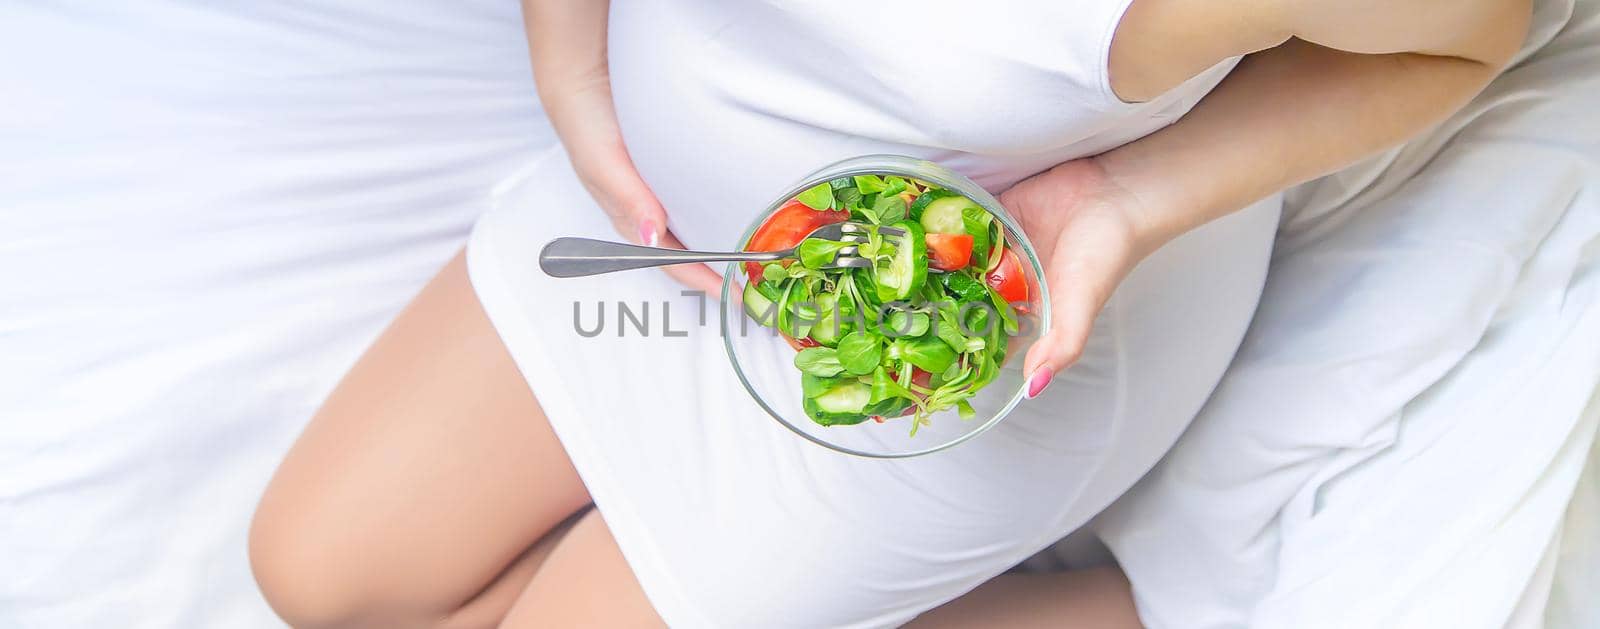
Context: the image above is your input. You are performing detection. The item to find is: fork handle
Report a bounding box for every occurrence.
[539,237,786,278]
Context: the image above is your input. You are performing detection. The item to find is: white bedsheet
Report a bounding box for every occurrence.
[0,3,554,627]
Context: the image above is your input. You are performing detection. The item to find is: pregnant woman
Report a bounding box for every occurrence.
[248,0,1578,627]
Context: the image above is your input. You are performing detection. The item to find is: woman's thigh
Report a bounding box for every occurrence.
[248,252,591,627]
[499,508,662,628]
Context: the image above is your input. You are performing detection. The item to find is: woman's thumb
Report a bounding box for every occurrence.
[614,181,668,247]
[614,178,665,246]
[582,155,668,247]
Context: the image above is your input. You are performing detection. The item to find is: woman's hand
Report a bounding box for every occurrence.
[524,0,722,294]
[540,74,723,294]
[1000,158,1166,399]
[1004,0,1528,398]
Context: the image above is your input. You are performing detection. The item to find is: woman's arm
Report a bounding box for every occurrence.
[1015,0,1532,390]
[521,0,721,292]
[1106,0,1532,245]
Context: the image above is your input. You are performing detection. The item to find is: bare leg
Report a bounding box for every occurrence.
[440,507,587,629]
[249,250,1132,628]
[498,509,663,628]
[250,252,596,628]
[909,567,1143,629]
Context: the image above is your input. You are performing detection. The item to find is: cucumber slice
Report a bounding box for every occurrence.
[803,398,869,426]
[908,188,955,221]
[813,381,871,414]
[779,280,815,340]
[801,373,837,398]
[874,221,928,302]
[742,281,776,326]
[807,292,848,346]
[920,196,975,235]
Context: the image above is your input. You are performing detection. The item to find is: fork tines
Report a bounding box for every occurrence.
[822,222,908,269]
[837,222,907,243]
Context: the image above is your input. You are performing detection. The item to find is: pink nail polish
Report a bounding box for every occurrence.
[1025,367,1054,399]
[638,219,659,247]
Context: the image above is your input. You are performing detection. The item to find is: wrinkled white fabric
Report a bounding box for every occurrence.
[1087,2,1600,627]
[0,3,551,627]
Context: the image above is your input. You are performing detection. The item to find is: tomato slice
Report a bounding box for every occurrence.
[888,367,935,392]
[878,368,933,418]
[924,233,974,271]
[781,332,820,351]
[744,200,850,279]
[985,247,1029,304]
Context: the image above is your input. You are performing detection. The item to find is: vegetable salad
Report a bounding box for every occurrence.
[741,174,1030,434]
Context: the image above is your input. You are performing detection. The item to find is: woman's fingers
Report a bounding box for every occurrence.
[599,170,722,296]
[599,174,721,295]
[545,71,718,293]
[999,157,1160,401]
[570,143,723,295]
[656,228,725,296]
[553,93,667,246]
[1020,279,1096,400]
[573,144,666,244]
[1021,281,1103,399]
[1021,216,1137,399]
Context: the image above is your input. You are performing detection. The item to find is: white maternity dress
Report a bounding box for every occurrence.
[469,1,1275,626]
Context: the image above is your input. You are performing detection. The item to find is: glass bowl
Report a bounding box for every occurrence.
[720,155,1050,458]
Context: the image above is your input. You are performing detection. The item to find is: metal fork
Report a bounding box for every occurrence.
[539,222,906,278]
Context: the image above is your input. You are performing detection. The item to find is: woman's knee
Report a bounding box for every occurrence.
[247,478,453,629]
[248,497,385,629]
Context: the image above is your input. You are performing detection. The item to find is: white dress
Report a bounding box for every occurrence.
[467,0,1277,626]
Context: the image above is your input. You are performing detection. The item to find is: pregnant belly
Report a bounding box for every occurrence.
[609,66,1055,258]
[602,2,1211,254]
[607,52,877,252]
[602,4,1050,253]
